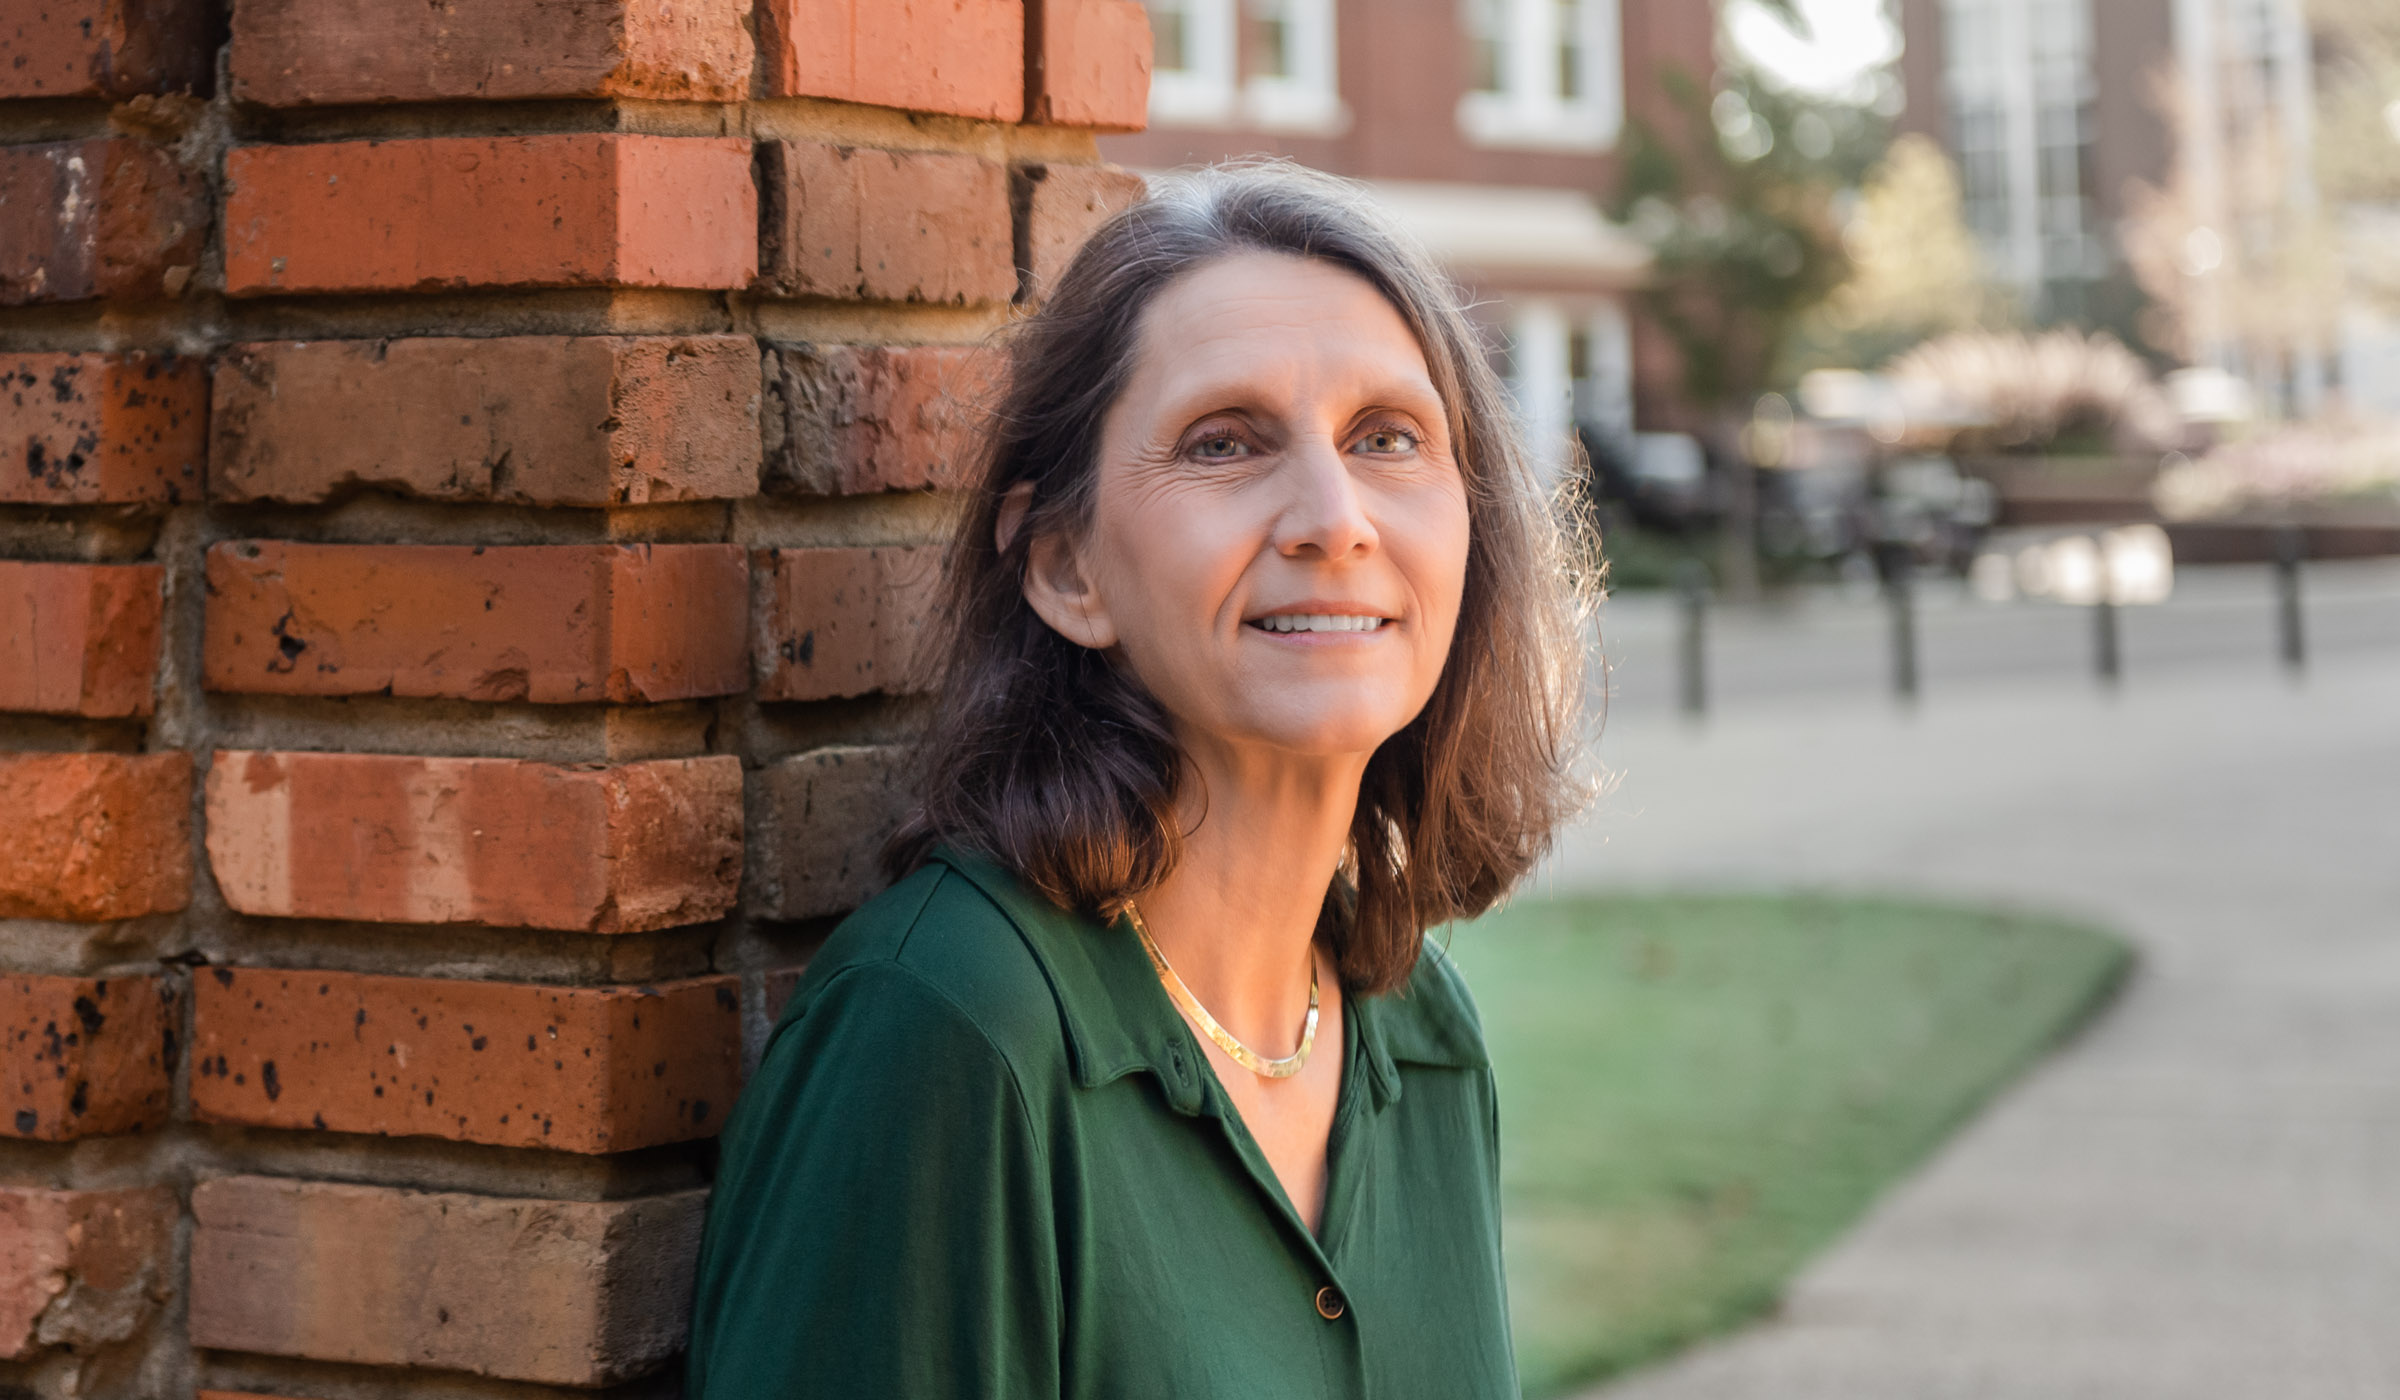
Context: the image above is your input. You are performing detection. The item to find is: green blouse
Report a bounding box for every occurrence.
[685,845,1518,1399]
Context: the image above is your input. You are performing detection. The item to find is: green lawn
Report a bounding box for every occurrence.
[1440,892,2133,1398]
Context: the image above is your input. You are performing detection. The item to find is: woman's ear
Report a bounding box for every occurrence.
[1019,507,1118,651]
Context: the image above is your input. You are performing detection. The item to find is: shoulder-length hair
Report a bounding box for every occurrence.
[886,161,1592,996]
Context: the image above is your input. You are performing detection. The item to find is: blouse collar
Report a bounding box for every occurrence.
[927,845,1488,1119]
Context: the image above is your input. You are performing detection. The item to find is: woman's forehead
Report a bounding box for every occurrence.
[1128,253,1442,408]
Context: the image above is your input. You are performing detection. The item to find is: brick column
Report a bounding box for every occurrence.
[0,2,1150,1395]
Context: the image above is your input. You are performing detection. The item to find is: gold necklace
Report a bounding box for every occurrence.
[1126,902,1318,1080]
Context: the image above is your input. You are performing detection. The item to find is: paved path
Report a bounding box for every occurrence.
[1548,581,2400,1400]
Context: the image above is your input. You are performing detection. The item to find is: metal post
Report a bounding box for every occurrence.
[2273,524,2306,675]
[2093,594,2121,687]
[1675,558,1708,718]
[1882,547,1918,703]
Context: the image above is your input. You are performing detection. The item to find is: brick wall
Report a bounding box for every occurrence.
[0,3,1151,1395]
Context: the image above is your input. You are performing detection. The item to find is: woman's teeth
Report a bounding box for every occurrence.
[1254,614,1387,633]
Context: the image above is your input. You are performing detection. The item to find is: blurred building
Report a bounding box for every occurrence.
[1896,0,2400,421]
[1101,0,1721,475]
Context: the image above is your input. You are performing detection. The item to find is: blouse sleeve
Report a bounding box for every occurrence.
[685,960,1062,1399]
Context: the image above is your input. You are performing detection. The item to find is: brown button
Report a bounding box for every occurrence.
[1314,1285,1346,1320]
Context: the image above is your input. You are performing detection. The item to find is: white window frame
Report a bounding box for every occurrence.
[1506,301,1576,483]
[1147,0,1240,126]
[1243,0,1348,135]
[1457,0,1623,153]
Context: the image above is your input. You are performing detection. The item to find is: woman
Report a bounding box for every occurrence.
[686,162,1590,1398]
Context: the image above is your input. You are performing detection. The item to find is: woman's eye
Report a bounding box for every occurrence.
[1189,433,1248,459]
[1356,427,1419,455]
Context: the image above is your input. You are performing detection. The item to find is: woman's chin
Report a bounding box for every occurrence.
[1223,707,1422,761]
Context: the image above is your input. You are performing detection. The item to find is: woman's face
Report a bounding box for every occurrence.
[1024,250,1471,763]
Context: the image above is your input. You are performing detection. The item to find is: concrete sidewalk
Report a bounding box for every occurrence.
[1548,631,2400,1398]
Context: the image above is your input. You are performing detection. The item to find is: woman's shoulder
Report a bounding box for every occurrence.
[763,851,1077,1083]
[1369,930,1494,1072]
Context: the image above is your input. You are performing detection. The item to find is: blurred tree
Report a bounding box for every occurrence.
[1607,60,1883,595]
[2121,66,2343,416]
[2309,0,2400,209]
[1786,134,2007,376]
[2308,0,2400,312]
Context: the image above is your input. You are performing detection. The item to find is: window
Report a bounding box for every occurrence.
[1502,299,1632,481]
[1465,0,1504,93]
[1143,0,1344,133]
[1939,0,2099,301]
[1456,0,1622,152]
[1146,0,1237,124]
[1244,0,1343,131]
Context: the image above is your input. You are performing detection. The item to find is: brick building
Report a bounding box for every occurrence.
[1896,0,2400,419]
[1104,0,1719,471]
[0,2,1152,1396]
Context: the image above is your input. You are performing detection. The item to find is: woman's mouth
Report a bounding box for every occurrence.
[1247,613,1392,634]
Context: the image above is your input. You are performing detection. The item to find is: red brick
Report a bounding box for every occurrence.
[202,541,750,703]
[761,0,1022,118]
[0,0,213,97]
[1,975,179,1141]
[192,1176,705,1385]
[1016,161,1146,299]
[0,1186,177,1358]
[205,750,742,932]
[0,752,190,922]
[763,342,996,494]
[0,561,163,718]
[210,336,761,506]
[191,969,740,1152]
[222,135,755,297]
[758,141,1014,304]
[1027,0,1151,130]
[0,139,209,306]
[0,351,207,505]
[752,745,908,920]
[753,545,938,701]
[231,0,750,105]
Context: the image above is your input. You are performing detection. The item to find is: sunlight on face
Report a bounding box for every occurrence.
[1067,251,1471,761]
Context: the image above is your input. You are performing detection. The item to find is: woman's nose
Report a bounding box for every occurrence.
[1272,439,1378,560]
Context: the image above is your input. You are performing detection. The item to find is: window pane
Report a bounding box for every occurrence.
[1148,0,1190,73]
[1253,0,1294,81]
[1463,0,1505,93]
[1557,0,1583,101]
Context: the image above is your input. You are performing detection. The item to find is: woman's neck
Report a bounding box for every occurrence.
[1134,737,1365,1053]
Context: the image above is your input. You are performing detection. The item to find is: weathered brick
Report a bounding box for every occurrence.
[1028,0,1151,130]
[761,0,1022,118]
[1016,161,1146,300]
[191,1176,706,1385]
[0,561,163,718]
[210,336,761,506]
[0,752,190,922]
[0,0,213,97]
[191,969,740,1152]
[0,139,209,306]
[222,135,756,296]
[0,1186,177,1359]
[758,141,1014,304]
[1,975,180,1141]
[763,342,995,494]
[753,545,938,701]
[0,351,207,505]
[202,541,750,703]
[206,750,742,932]
[231,0,750,105]
[752,745,909,920]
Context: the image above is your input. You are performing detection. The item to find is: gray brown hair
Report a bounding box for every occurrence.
[886,160,1592,995]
